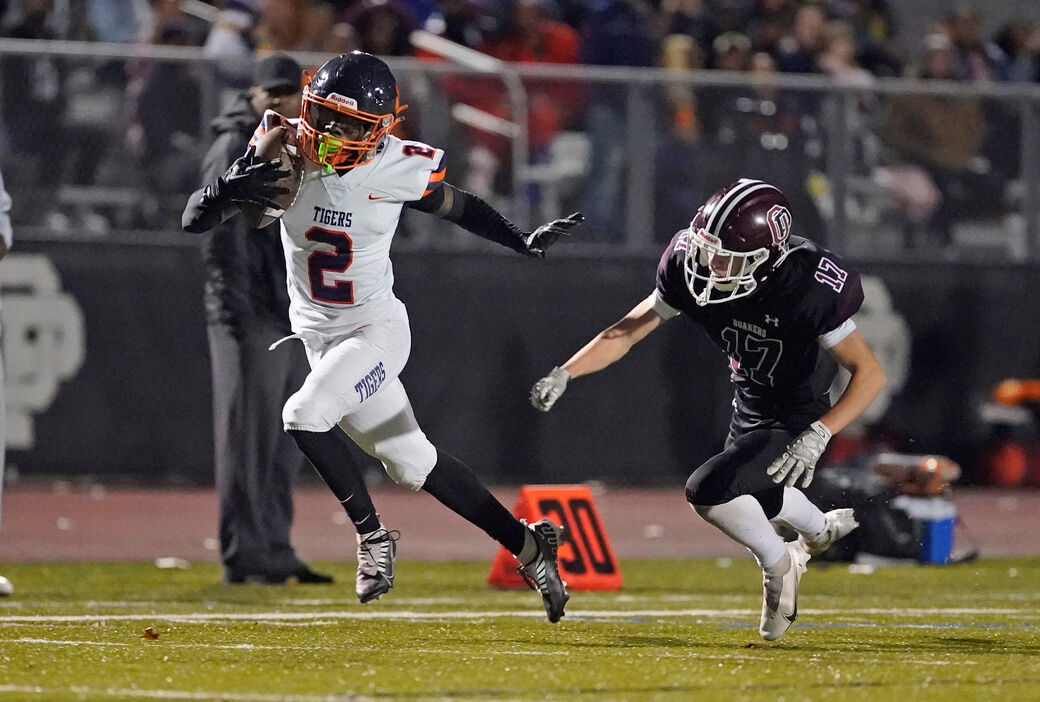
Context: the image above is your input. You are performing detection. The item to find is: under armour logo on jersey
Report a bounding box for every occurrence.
[765,315,780,326]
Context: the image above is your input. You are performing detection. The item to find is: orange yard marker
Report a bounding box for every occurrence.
[488,485,623,591]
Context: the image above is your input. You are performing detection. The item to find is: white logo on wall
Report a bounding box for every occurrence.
[1,253,85,449]
[829,275,910,427]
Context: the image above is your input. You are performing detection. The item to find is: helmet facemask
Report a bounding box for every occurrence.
[683,226,771,306]
[298,86,402,171]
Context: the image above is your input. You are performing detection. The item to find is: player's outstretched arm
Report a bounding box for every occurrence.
[410,182,582,257]
[531,297,663,412]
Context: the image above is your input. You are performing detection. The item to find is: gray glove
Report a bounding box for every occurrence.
[530,367,571,412]
[765,421,832,488]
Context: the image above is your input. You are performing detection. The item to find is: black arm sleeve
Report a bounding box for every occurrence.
[181,186,235,233]
[181,132,240,234]
[408,182,526,252]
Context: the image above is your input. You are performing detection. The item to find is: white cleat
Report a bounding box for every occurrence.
[0,575,12,597]
[760,541,810,641]
[799,508,859,556]
[355,528,399,604]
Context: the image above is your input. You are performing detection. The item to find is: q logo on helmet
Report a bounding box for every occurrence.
[766,204,791,245]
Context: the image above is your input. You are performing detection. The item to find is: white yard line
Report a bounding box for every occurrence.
[0,686,393,702]
[1,592,1034,610]
[0,638,979,671]
[0,638,561,656]
[0,606,1033,624]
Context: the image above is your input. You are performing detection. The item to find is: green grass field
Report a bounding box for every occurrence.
[0,557,1037,701]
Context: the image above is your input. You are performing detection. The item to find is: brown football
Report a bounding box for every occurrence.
[239,125,305,229]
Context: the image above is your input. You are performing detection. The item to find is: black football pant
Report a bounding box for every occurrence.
[209,316,308,581]
[685,428,796,519]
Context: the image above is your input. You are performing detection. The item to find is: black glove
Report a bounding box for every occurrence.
[203,146,291,211]
[520,211,584,258]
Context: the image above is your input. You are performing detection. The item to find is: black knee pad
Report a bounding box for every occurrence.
[752,486,785,520]
[685,428,794,508]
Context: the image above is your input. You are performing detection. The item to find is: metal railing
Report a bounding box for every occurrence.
[2,39,1039,261]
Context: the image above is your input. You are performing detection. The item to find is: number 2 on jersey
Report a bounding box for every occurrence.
[402,144,436,159]
[306,227,354,304]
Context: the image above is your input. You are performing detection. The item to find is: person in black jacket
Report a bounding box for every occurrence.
[185,54,331,585]
[0,168,14,598]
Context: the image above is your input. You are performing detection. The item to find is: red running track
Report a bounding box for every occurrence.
[1,483,1037,564]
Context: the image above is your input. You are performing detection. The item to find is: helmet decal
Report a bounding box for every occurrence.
[766,204,791,245]
[326,93,359,110]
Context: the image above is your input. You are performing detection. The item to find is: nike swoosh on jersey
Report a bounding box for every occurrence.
[368,194,387,200]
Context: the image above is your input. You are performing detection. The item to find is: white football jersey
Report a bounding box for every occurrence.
[253,114,445,338]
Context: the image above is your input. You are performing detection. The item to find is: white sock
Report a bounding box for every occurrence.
[517,528,538,565]
[763,551,791,610]
[772,487,827,540]
[359,524,386,541]
[764,550,791,576]
[692,495,787,569]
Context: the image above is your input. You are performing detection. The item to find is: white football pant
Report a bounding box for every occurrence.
[281,299,437,490]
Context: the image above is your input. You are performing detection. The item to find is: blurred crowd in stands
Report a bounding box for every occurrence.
[1,0,1039,249]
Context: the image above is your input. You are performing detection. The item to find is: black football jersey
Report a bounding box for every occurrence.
[655,233,864,430]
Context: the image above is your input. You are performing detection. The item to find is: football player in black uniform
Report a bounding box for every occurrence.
[531,179,886,641]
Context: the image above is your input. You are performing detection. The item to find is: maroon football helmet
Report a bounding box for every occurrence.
[682,179,793,305]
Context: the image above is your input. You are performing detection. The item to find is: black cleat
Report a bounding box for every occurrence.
[288,566,335,585]
[517,518,570,623]
[224,565,334,586]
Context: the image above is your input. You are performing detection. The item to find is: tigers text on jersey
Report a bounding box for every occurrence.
[253,114,445,338]
[652,234,864,425]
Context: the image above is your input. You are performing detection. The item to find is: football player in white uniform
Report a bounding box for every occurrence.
[183,51,580,622]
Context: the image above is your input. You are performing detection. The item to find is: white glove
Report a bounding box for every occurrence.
[766,421,832,488]
[530,367,571,412]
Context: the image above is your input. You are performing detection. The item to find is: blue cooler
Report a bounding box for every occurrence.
[920,512,956,564]
[892,496,957,564]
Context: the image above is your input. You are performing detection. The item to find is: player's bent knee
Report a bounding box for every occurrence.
[282,396,338,433]
[380,438,437,490]
[685,473,715,506]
